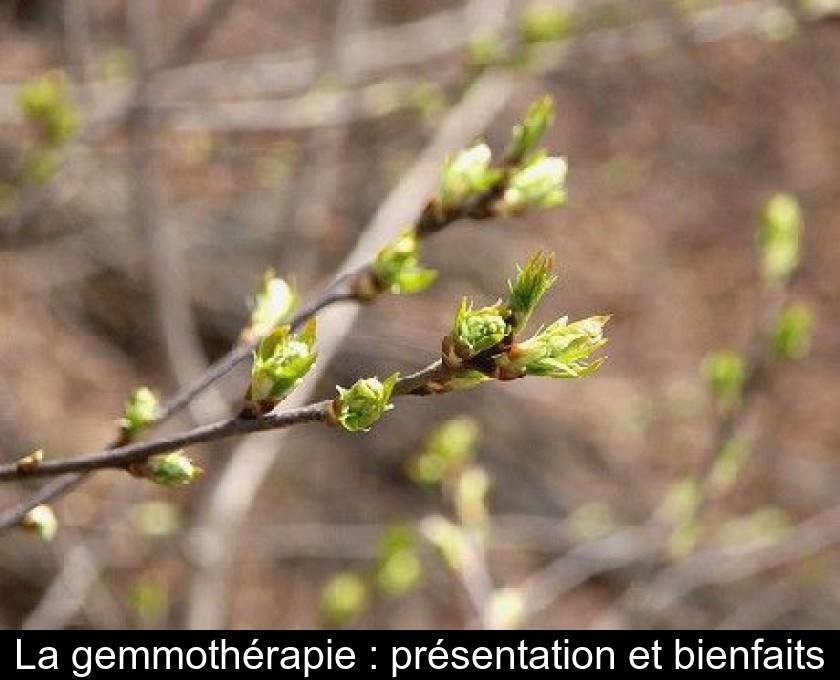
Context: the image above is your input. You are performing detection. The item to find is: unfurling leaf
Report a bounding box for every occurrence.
[331,373,399,432]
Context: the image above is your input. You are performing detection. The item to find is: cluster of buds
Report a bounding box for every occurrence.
[354,230,438,300]
[429,96,567,226]
[439,251,608,390]
[246,319,317,415]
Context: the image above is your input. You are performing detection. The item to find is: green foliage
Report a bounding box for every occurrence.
[376,525,422,596]
[445,298,509,366]
[506,251,557,333]
[758,193,802,285]
[506,95,555,165]
[248,271,297,338]
[321,572,368,625]
[519,6,573,44]
[502,153,567,212]
[121,387,159,437]
[501,315,609,379]
[332,374,399,432]
[772,301,814,360]
[408,416,480,485]
[141,451,203,487]
[702,349,746,411]
[440,143,503,208]
[18,70,79,147]
[371,231,438,295]
[250,320,317,403]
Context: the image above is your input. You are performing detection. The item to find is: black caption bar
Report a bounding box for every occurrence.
[2,631,836,677]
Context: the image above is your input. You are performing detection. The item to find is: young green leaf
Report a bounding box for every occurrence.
[502,153,567,212]
[506,250,557,333]
[121,387,159,437]
[247,270,296,338]
[249,320,317,403]
[444,298,508,367]
[506,95,555,164]
[758,193,802,285]
[370,230,438,296]
[500,315,609,379]
[440,143,502,208]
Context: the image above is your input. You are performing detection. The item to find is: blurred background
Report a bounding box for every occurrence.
[0,0,839,630]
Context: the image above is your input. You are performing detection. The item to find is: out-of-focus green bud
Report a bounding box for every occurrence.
[131,501,182,538]
[18,70,79,147]
[250,320,317,404]
[121,387,159,437]
[709,436,752,493]
[408,416,480,485]
[772,301,814,361]
[131,451,203,487]
[246,270,296,339]
[507,96,554,165]
[130,577,168,625]
[15,448,44,473]
[321,571,368,625]
[519,7,573,44]
[444,298,508,367]
[702,349,746,411]
[420,515,467,572]
[455,466,490,529]
[369,230,438,296]
[331,373,399,432]
[758,193,802,285]
[500,315,608,379]
[23,149,60,184]
[502,154,567,212]
[485,587,526,630]
[376,525,422,596]
[440,143,502,208]
[467,31,505,68]
[506,250,557,333]
[21,504,57,541]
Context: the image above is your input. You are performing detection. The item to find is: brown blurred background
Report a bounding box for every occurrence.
[0,0,838,630]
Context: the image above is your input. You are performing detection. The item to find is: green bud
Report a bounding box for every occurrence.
[444,297,508,366]
[250,320,317,403]
[702,349,745,410]
[506,250,557,333]
[371,230,438,295]
[758,193,802,285]
[772,301,814,360]
[503,154,567,212]
[321,572,368,625]
[247,271,296,339]
[18,70,79,147]
[519,7,573,44]
[376,525,422,596]
[21,504,58,541]
[408,416,480,485]
[440,143,502,208]
[455,466,490,529]
[332,373,399,432]
[467,31,505,68]
[134,451,203,487]
[507,96,555,165]
[501,315,608,379]
[121,387,159,437]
